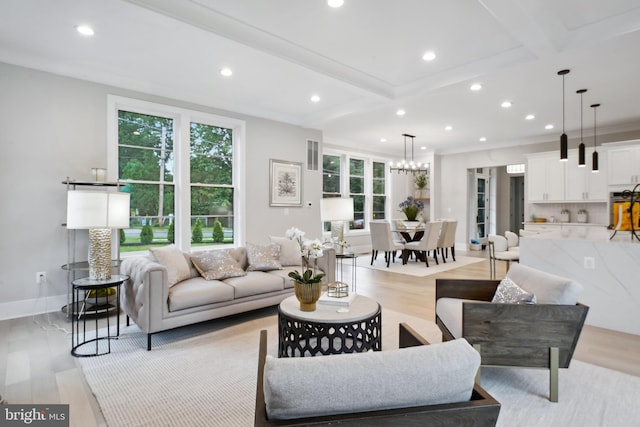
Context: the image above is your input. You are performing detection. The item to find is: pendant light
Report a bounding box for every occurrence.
[388,134,428,175]
[591,103,600,173]
[577,89,587,167]
[558,69,570,161]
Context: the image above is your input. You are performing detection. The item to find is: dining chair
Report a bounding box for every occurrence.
[402,221,443,267]
[437,220,458,263]
[487,234,519,279]
[370,221,405,267]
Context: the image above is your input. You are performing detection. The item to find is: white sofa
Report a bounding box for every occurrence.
[121,244,335,350]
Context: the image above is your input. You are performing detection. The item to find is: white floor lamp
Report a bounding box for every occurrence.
[66,190,130,280]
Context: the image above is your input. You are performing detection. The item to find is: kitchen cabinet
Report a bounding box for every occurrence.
[564,148,607,202]
[607,144,640,185]
[527,153,565,202]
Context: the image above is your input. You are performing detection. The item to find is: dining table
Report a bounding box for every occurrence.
[393,222,425,262]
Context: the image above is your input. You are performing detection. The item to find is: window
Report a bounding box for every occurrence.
[322,152,387,232]
[109,96,245,253]
[349,158,365,229]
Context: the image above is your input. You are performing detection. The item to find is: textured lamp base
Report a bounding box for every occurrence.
[330,220,345,242]
[89,228,112,280]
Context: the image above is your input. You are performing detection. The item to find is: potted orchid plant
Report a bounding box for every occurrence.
[285,227,325,311]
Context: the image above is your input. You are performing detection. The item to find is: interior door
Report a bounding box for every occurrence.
[476,176,487,239]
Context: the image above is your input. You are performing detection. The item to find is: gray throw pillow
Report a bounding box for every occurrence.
[492,276,537,304]
[149,244,191,287]
[190,250,246,280]
[246,242,282,271]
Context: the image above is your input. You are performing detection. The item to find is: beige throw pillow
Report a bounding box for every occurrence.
[149,244,191,287]
[269,236,302,267]
[190,250,246,280]
[246,242,282,271]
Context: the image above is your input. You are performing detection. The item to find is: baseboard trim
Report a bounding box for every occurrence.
[0,295,67,321]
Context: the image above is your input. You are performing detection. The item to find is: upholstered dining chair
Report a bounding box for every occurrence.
[504,230,519,254]
[487,234,519,279]
[370,221,405,267]
[437,220,458,263]
[402,221,443,267]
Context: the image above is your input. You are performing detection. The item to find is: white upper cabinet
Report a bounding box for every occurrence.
[565,148,607,202]
[527,153,565,202]
[607,145,640,185]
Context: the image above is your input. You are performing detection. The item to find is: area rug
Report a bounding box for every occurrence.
[78,307,640,427]
[360,253,485,277]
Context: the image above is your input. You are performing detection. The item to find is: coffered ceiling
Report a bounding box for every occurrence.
[1,0,640,155]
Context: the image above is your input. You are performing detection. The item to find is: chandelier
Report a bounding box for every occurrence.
[389,133,429,174]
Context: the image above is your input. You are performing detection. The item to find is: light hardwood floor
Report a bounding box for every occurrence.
[2,253,639,427]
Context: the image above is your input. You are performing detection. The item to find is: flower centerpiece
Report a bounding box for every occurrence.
[286,227,325,311]
[399,196,424,221]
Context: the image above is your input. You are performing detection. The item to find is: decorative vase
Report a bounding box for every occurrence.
[293,281,322,312]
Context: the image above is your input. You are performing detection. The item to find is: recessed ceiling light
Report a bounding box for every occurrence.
[328,0,344,7]
[422,51,436,61]
[380,138,387,142]
[396,109,406,116]
[545,124,554,130]
[470,83,482,91]
[525,114,535,120]
[220,68,233,77]
[76,25,94,36]
[444,125,453,131]
[479,137,487,142]
[420,146,427,150]
[310,94,320,102]
[501,101,512,108]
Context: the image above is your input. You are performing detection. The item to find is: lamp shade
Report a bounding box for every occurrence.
[67,191,130,229]
[320,198,354,222]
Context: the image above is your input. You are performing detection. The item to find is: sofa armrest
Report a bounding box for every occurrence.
[435,279,499,303]
[120,256,169,334]
[315,247,335,285]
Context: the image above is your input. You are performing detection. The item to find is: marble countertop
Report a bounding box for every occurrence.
[523,221,606,226]
[523,227,640,242]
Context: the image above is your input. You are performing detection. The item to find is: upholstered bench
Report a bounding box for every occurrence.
[255,323,501,426]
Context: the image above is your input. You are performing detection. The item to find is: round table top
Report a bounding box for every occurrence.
[279,294,380,323]
[72,274,129,288]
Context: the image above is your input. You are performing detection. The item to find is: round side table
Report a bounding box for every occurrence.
[70,274,128,357]
[278,294,381,357]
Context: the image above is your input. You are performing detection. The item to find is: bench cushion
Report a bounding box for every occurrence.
[263,338,480,420]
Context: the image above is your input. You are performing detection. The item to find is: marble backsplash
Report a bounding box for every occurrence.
[527,202,609,225]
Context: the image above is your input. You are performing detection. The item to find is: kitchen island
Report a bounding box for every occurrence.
[519,227,640,336]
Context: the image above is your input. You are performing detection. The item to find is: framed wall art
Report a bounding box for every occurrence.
[269,159,303,206]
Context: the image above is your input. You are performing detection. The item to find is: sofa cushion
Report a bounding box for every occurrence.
[149,244,191,287]
[268,267,299,289]
[269,236,302,267]
[223,271,285,298]
[507,263,583,305]
[168,277,234,311]
[190,250,246,280]
[436,298,485,339]
[246,243,282,271]
[263,338,480,420]
[492,276,536,304]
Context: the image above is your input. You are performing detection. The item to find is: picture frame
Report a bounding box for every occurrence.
[269,159,303,206]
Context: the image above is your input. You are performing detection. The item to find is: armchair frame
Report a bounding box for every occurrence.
[435,278,589,402]
[255,323,501,426]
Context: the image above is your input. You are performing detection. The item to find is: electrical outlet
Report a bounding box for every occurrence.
[583,257,595,270]
[36,271,46,284]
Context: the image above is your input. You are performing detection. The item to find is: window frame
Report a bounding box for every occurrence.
[107,95,246,254]
[322,149,389,235]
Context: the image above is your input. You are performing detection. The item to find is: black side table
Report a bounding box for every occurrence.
[70,274,128,357]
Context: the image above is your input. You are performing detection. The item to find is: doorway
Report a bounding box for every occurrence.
[467,168,495,245]
[510,176,525,233]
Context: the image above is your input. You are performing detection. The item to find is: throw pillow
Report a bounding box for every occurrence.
[190,250,246,280]
[269,236,302,267]
[246,242,282,271]
[492,276,537,304]
[149,244,192,287]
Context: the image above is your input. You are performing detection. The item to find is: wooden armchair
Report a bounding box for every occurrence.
[255,323,501,426]
[435,277,589,402]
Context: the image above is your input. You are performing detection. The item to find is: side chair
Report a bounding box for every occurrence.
[369,220,405,267]
[402,221,443,267]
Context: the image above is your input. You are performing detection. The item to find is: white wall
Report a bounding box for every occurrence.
[0,62,322,318]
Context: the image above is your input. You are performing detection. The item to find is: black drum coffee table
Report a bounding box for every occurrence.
[278,294,381,357]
